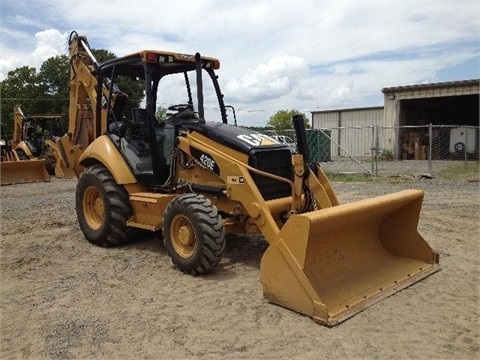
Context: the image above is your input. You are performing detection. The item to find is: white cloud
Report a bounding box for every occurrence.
[0,0,478,126]
[30,29,67,67]
[328,84,361,108]
[0,29,67,79]
[225,54,309,103]
[13,15,44,28]
[0,56,16,80]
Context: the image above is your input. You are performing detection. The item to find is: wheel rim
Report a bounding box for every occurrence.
[82,185,105,230]
[170,214,196,258]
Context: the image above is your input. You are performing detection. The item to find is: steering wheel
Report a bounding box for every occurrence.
[168,104,193,113]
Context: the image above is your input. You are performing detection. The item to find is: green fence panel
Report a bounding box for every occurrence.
[306,129,331,162]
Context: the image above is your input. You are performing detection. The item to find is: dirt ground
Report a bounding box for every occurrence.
[1,177,479,359]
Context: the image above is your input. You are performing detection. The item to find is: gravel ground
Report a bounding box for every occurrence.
[1,173,479,359]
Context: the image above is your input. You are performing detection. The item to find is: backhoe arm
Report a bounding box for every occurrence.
[53,32,126,178]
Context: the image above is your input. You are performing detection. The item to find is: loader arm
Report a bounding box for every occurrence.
[176,132,293,241]
[12,105,25,145]
[177,123,439,326]
[176,129,341,242]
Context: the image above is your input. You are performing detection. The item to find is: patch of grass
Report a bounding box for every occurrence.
[378,149,395,161]
[436,162,480,181]
[325,172,379,182]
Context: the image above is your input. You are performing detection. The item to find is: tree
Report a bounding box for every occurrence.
[39,55,70,96]
[0,66,46,137]
[38,55,70,115]
[267,109,310,130]
[91,48,144,115]
[0,48,145,138]
[156,106,169,123]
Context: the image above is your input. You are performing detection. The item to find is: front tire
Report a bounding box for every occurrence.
[163,193,225,275]
[76,164,134,247]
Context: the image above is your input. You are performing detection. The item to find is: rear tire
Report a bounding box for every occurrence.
[163,193,225,275]
[76,164,134,247]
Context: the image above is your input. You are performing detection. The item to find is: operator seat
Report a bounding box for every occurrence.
[109,121,127,137]
[132,108,147,124]
[126,108,150,157]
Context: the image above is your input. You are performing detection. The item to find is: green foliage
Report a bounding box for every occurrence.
[267,109,310,130]
[1,48,144,139]
[378,148,394,161]
[114,75,144,114]
[326,172,378,182]
[1,66,47,137]
[91,48,144,114]
[39,55,70,96]
[156,106,168,123]
[38,55,70,117]
[91,49,116,63]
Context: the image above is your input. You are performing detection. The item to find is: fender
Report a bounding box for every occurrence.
[79,135,136,184]
[15,141,34,158]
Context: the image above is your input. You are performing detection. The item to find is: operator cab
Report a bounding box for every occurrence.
[19,116,65,157]
[100,50,226,185]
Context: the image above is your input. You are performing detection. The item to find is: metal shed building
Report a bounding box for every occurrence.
[382,79,479,127]
[311,79,479,160]
[311,106,383,158]
[382,79,479,159]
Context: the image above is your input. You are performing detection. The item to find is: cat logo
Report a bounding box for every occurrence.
[237,134,277,146]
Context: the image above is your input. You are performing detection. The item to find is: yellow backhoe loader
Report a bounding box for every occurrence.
[0,138,49,185]
[12,105,65,174]
[57,31,439,326]
[0,106,65,185]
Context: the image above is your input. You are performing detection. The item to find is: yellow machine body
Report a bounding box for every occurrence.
[173,130,439,325]
[260,189,439,325]
[0,159,50,185]
[0,105,65,185]
[58,31,439,326]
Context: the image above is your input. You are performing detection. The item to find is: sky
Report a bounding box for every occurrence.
[0,0,479,127]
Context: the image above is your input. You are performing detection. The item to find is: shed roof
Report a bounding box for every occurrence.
[381,79,479,94]
[311,105,383,114]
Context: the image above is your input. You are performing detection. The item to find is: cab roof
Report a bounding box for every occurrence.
[98,50,220,79]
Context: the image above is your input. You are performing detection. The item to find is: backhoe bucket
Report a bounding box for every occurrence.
[260,189,439,326]
[0,159,50,185]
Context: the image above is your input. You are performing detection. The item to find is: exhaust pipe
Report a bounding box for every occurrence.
[195,53,205,123]
[292,114,310,162]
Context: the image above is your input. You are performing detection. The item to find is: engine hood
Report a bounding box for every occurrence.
[187,122,286,154]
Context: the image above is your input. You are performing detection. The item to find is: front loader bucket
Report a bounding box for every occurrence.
[260,189,439,326]
[0,159,50,185]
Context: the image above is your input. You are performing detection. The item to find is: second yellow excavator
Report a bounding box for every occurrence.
[0,106,62,185]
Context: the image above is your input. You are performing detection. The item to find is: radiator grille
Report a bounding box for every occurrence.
[248,149,293,200]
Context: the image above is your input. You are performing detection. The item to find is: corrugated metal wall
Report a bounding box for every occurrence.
[312,107,384,158]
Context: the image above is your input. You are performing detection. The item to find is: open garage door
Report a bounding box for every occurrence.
[398,95,479,160]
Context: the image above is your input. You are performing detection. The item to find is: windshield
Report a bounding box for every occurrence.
[155,69,225,124]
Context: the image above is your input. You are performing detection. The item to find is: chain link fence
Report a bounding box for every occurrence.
[261,125,479,178]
